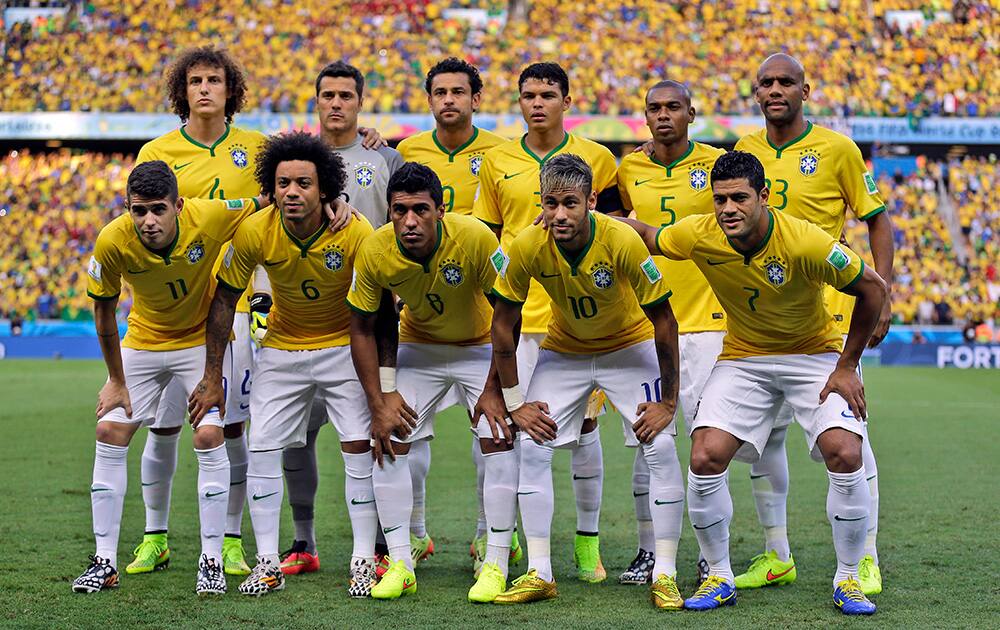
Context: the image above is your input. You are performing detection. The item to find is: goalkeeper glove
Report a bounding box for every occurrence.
[248,293,272,347]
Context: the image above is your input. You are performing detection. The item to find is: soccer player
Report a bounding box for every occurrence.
[188,132,378,598]
[396,56,506,571]
[474,63,620,582]
[732,53,894,595]
[347,162,518,602]
[624,150,887,615]
[615,80,726,587]
[73,160,261,594]
[489,154,684,609]
[277,61,404,577]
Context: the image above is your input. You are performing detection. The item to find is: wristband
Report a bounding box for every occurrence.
[502,386,524,413]
[379,367,397,393]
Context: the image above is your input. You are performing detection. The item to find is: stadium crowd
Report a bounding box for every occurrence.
[2,0,996,117]
[2,148,996,328]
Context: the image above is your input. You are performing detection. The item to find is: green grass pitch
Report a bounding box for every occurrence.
[1,360,997,628]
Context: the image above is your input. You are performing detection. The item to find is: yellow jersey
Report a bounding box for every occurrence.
[474,133,618,334]
[137,124,266,312]
[217,209,374,350]
[396,127,505,214]
[655,211,866,360]
[493,212,671,354]
[735,122,885,331]
[618,141,726,333]
[347,213,499,345]
[87,197,259,351]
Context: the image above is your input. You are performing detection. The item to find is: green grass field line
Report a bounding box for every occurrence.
[0,361,997,628]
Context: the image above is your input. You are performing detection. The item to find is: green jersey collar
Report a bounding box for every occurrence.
[767,121,813,158]
[726,210,774,263]
[520,132,569,166]
[432,127,479,163]
[649,141,694,177]
[555,213,596,276]
[180,123,231,157]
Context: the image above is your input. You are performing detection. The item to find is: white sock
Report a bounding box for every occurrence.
[343,451,377,563]
[140,431,178,534]
[472,435,487,538]
[828,467,871,585]
[92,441,129,568]
[572,427,603,535]
[372,453,413,570]
[246,449,283,557]
[224,433,248,538]
[750,426,791,560]
[283,430,319,553]
[483,445,518,578]
[861,428,879,565]
[643,433,683,579]
[518,439,555,582]
[195,443,229,563]
[408,439,431,538]
[632,449,654,552]
[687,469,734,584]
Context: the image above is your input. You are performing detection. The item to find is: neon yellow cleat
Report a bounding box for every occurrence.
[125,533,170,575]
[650,574,684,610]
[734,550,796,589]
[471,535,487,576]
[574,533,606,583]
[493,569,557,604]
[222,536,251,576]
[468,562,507,603]
[370,559,416,600]
[510,530,523,565]
[857,554,882,596]
[411,533,435,564]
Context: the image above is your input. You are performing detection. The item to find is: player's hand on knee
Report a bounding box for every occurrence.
[358,126,388,149]
[96,380,132,419]
[633,400,675,443]
[324,198,361,233]
[375,391,418,438]
[511,402,556,443]
[475,388,513,445]
[188,377,225,427]
[820,366,867,420]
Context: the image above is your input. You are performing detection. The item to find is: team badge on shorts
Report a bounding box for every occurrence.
[355,163,375,189]
[799,150,820,176]
[590,261,615,290]
[440,259,464,286]
[469,154,483,176]
[689,168,708,190]
[229,144,249,169]
[764,255,786,287]
[323,245,345,272]
[185,241,205,264]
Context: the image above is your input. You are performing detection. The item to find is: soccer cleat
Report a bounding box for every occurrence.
[468,561,506,603]
[222,536,251,576]
[125,533,170,575]
[510,530,523,565]
[347,558,377,598]
[279,540,320,575]
[72,555,119,593]
[573,533,606,583]
[370,559,417,600]
[858,554,882,596]
[650,574,684,610]
[696,557,710,588]
[734,550,796,589]
[471,535,487,576]
[195,555,227,595]
[238,555,285,596]
[684,575,737,611]
[493,569,557,604]
[411,533,435,564]
[834,578,877,615]
[619,549,655,584]
[374,553,391,578]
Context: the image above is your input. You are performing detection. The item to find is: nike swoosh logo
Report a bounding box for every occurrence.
[573,474,599,480]
[205,491,226,498]
[389,279,408,287]
[239,403,250,410]
[766,566,795,581]
[503,172,522,180]
[706,259,736,266]
[382,525,403,533]
[833,514,865,522]
[141,481,158,487]
[749,474,767,479]
[692,517,725,530]
[252,491,278,501]
[403,578,415,589]
[540,271,560,278]
[516,491,538,496]
[654,498,683,505]
[90,487,110,493]
[490,527,511,533]
[264,259,287,267]
[127,268,150,275]
[634,178,653,186]
[841,410,857,418]
[174,162,192,171]
[351,498,375,505]
[632,491,649,497]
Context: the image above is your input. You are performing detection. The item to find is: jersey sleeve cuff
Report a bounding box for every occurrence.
[858,205,886,221]
[641,290,673,308]
[490,288,524,305]
[653,226,669,256]
[216,276,247,294]
[251,197,261,212]
[87,291,119,301]
[346,299,378,315]
[839,261,866,290]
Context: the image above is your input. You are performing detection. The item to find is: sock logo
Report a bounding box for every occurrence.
[653,498,683,505]
[204,490,226,498]
[692,517,725,530]
[490,527,511,533]
[350,498,375,505]
[252,491,278,501]
[833,514,865,522]
[572,474,599,480]
[382,525,403,534]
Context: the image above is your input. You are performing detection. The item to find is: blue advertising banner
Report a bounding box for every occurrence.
[878,342,1000,368]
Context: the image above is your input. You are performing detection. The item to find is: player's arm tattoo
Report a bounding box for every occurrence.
[644,299,680,405]
[617,217,660,255]
[490,299,524,388]
[204,285,241,381]
[838,266,889,369]
[93,298,126,384]
[374,289,399,368]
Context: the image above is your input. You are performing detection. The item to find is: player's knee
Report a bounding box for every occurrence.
[689,446,728,476]
[820,430,863,473]
[641,432,678,472]
[192,426,223,450]
[223,422,244,439]
[95,421,131,446]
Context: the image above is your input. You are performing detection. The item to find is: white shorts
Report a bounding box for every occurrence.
[249,345,370,451]
[395,343,492,443]
[524,340,672,449]
[151,319,251,429]
[677,331,725,427]
[101,346,222,428]
[693,353,866,463]
[770,335,854,429]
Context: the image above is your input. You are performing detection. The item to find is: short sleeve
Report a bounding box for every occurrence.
[837,139,885,220]
[800,227,866,290]
[216,221,259,294]
[193,197,260,243]
[472,152,502,227]
[591,146,618,192]
[491,236,530,304]
[620,227,672,307]
[86,227,123,301]
[346,237,383,314]
[135,141,158,165]
[655,216,700,261]
[379,147,404,177]
[617,166,634,212]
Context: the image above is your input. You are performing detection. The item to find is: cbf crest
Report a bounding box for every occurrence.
[799,149,820,177]
[229,143,249,169]
[590,261,615,290]
[439,258,464,287]
[355,162,375,189]
[185,240,205,264]
[469,154,484,177]
[689,167,709,191]
[323,244,345,272]
[763,255,787,287]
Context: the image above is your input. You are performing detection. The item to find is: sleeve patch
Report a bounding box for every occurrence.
[490,247,510,278]
[863,172,878,195]
[223,244,235,268]
[640,256,662,283]
[226,199,245,210]
[826,244,851,271]
[87,256,102,281]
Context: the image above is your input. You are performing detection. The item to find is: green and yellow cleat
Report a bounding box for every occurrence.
[370,559,416,600]
[734,550,796,589]
[411,533,435,564]
[125,533,170,575]
[493,569,557,604]
[468,561,506,603]
[222,535,251,576]
[857,554,882,596]
[573,533,606,583]
[510,531,523,565]
[650,574,684,610]
[471,534,487,576]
